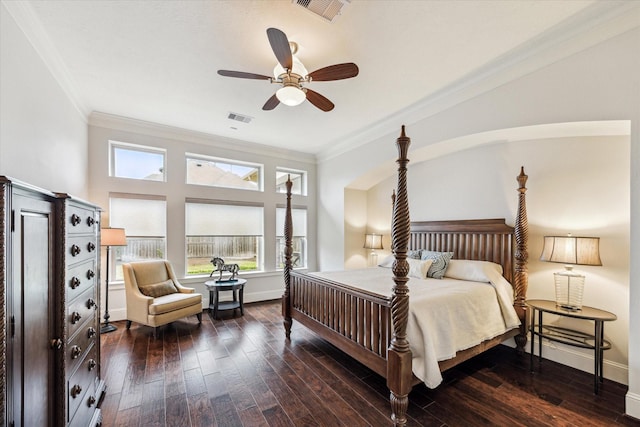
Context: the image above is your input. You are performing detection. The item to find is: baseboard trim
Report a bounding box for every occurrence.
[626,392,640,419]
[512,337,629,385]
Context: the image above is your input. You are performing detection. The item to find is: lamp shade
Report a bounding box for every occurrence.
[539,235,602,266]
[101,227,127,247]
[363,233,383,250]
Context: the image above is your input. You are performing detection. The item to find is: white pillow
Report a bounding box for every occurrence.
[443,259,503,283]
[378,256,433,279]
[378,254,394,268]
[408,258,433,279]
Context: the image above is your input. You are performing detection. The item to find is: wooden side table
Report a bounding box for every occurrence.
[205,278,247,319]
[527,299,616,394]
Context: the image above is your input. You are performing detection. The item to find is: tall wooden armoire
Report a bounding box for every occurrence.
[1,176,105,426]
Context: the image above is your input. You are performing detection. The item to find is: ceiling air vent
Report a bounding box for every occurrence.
[292,0,350,23]
[227,112,253,124]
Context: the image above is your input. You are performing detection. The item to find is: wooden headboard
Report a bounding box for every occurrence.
[409,218,515,282]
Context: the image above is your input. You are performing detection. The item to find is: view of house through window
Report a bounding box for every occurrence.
[186,201,264,275]
[186,154,262,191]
[108,195,167,281]
[110,141,166,181]
[276,168,306,195]
[276,207,307,269]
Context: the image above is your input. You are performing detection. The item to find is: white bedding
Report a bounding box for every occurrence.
[309,267,520,388]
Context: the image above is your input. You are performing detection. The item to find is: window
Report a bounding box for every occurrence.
[108,195,167,281]
[110,141,166,181]
[276,207,307,269]
[276,167,306,196]
[186,154,262,191]
[185,201,264,275]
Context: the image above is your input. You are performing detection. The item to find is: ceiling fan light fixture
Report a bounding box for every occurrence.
[273,55,308,80]
[276,86,306,106]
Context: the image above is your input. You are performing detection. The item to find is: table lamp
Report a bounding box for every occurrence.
[539,234,601,311]
[101,227,127,333]
[364,233,383,267]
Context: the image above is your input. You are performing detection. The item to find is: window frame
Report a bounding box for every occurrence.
[276,167,307,196]
[185,199,265,276]
[109,140,167,182]
[185,153,264,192]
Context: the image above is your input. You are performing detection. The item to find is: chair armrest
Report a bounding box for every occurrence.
[175,283,195,294]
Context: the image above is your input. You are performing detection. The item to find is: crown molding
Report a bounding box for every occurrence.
[89,112,317,164]
[2,0,89,121]
[316,1,640,163]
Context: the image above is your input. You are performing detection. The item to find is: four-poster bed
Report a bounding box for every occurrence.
[282,126,529,426]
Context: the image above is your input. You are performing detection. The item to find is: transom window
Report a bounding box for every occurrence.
[276,167,306,196]
[110,141,166,181]
[186,154,262,191]
[185,201,264,275]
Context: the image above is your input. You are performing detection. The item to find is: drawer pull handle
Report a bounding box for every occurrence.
[86,270,95,279]
[71,311,82,324]
[87,298,96,309]
[87,327,96,339]
[70,277,81,289]
[71,345,82,359]
[50,338,63,350]
[87,242,96,252]
[88,359,97,371]
[70,244,81,256]
[87,216,95,226]
[71,384,82,398]
[71,214,81,226]
[88,395,96,407]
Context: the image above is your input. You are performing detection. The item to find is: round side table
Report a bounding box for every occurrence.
[204,278,247,319]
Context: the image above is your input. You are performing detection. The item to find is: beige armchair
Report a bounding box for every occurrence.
[123,260,202,337]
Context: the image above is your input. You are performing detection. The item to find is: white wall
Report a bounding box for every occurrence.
[0,3,88,197]
[317,28,640,417]
[365,136,630,384]
[87,114,317,321]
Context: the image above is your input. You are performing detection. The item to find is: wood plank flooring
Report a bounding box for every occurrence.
[100,300,640,426]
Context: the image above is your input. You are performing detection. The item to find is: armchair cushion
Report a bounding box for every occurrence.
[139,279,178,298]
[149,292,202,315]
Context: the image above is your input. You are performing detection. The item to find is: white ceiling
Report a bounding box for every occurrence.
[8,0,622,156]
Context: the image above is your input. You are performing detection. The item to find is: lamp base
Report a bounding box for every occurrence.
[100,323,118,334]
[554,271,585,311]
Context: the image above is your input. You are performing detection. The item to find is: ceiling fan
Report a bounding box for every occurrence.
[217,28,359,112]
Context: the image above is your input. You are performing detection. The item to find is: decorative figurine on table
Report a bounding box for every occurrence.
[210,257,240,282]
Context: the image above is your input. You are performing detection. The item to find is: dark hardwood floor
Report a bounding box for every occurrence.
[100,300,639,426]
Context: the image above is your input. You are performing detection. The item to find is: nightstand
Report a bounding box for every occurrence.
[527,299,616,394]
[205,278,247,320]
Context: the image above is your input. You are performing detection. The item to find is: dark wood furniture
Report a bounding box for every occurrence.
[205,278,246,319]
[1,176,104,426]
[527,299,616,394]
[281,127,530,426]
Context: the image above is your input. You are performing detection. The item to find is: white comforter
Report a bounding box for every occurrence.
[309,267,520,388]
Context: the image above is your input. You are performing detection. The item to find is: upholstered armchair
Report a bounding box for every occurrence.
[123,260,202,337]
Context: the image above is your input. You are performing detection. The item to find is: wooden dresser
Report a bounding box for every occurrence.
[1,176,105,426]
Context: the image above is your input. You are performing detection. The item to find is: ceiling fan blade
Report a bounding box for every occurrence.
[217,70,272,80]
[308,63,359,81]
[305,89,334,112]
[262,94,280,111]
[267,28,292,70]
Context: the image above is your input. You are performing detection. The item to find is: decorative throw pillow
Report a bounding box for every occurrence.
[420,250,454,279]
[407,249,422,260]
[139,279,178,298]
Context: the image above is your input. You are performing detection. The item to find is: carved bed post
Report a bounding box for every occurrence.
[387,126,412,426]
[513,167,529,353]
[282,177,293,339]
